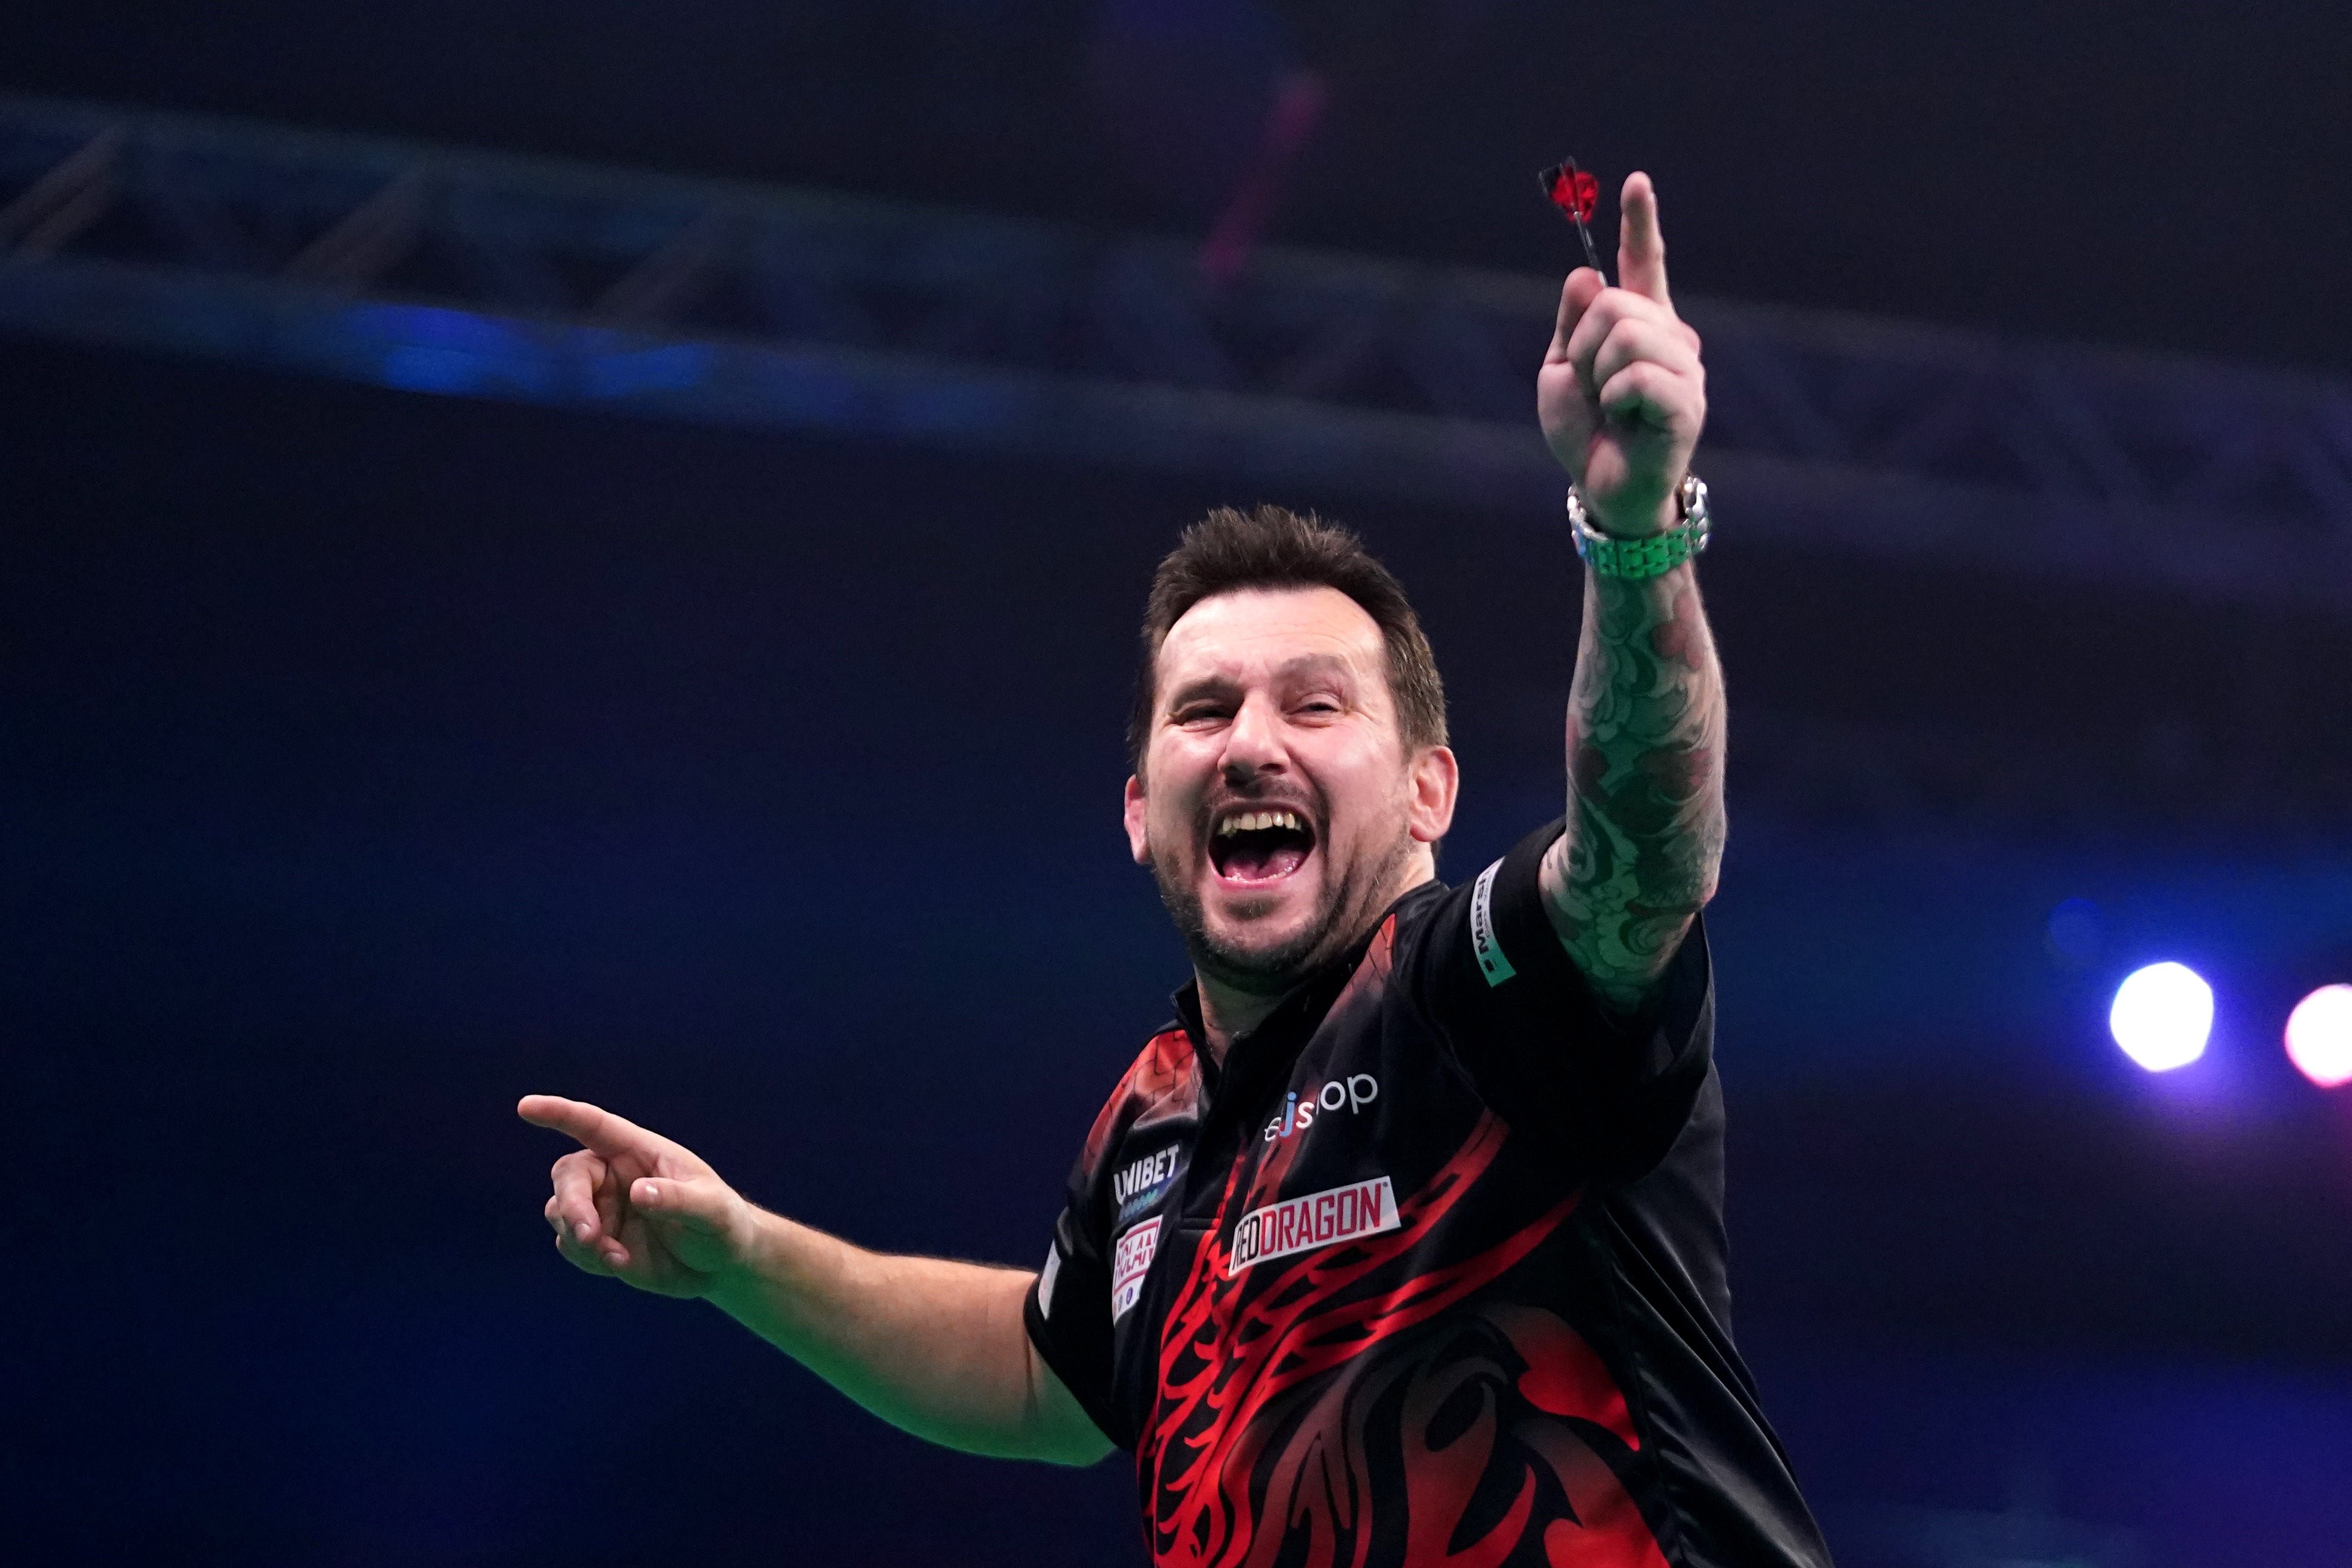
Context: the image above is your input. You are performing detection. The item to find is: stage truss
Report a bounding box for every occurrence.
[4,92,2349,614]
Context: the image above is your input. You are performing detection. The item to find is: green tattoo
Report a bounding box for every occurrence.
[1543,561,1727,1014]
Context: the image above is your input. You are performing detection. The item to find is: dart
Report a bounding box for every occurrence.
[1538,158,1606,283]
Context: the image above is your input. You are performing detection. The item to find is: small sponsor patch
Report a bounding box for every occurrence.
[1037,1242,1063,1321]
[1227,1176,1398,1278]
[1112,1145,1184,1223]
[1261,1074,1380,1143]
[1470,858,1515,987]
[1110,1216,1162,1322]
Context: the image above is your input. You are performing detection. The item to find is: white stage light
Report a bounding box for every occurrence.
[2285,984,2352,1089]
[2109,962,2213,1072]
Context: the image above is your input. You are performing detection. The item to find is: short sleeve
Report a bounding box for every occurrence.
[1022,1165,1122,1446]
[1414,819,1715,1178]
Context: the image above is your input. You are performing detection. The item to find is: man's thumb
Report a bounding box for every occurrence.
[631,1174,730,1233]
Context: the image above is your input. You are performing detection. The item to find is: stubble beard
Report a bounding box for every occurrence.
[1153,822,1418,998]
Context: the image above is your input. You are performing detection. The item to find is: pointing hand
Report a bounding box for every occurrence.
[519,1094,758,1299]
[1536,171,1708,538]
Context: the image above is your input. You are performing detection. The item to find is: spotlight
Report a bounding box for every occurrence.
[2285,984,2352,1089]
[2109,962,2212,1072]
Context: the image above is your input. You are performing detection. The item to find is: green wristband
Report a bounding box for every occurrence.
[1567,474,1712,580]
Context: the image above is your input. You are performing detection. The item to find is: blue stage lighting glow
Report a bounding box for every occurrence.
[2109,962,2213,1072]
[2285,984,2352,1089]
[2045,897,2105,966]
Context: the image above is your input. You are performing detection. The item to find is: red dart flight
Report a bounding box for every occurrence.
[1538,157,1607,282]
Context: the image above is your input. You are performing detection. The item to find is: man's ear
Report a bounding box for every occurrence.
[1407,746,1460,845]
[1123,774,1152,865]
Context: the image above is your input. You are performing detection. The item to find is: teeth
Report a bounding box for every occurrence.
[1215,809,1305,837]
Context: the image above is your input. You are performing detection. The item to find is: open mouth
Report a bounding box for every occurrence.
[1210,807,1317,886]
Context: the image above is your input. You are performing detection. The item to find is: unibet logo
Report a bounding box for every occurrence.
[1262,1074,1379,1143]
[1113,1146,1180,1206]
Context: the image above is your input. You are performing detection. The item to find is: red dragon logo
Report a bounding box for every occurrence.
[1135,917,1666,1566]
[1138,1110,1667,1567]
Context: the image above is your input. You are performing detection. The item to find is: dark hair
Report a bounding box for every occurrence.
[1127,504,1448,772]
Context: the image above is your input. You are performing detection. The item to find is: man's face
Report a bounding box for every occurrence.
[1124,586,1457,995]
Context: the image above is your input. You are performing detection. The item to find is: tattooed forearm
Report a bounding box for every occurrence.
[1539,561,1727,1014]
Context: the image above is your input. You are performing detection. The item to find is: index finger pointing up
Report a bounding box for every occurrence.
[1617,171,1671,306]
[518,1094,656,1160]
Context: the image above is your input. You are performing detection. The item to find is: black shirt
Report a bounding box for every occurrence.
[1024,821,1833,1568]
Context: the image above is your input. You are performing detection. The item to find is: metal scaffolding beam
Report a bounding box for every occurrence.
[4,92,2348,613]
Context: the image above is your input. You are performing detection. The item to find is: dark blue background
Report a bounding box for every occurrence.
[8,336,2350,1566]
[6,3,2352,1561]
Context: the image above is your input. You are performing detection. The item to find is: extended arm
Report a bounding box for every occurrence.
[518,1095,1110,1466]
[1533,173,1725,1013]
[1544,563,1724,1012]
[707,1210,1104,1463]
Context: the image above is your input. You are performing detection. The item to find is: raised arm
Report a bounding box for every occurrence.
[517,1095,1110,1466]
[1532,173,1725,1014]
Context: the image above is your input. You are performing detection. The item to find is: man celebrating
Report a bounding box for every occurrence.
[522,174,1832,1567]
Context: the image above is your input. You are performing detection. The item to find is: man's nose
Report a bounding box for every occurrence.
[1219,693,1288,781]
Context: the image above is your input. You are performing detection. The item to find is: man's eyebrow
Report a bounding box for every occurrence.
[1160,671,1240,716]
[1161,653,1365,716]
[1166,653,1357,697]
[1272,653,1357,682]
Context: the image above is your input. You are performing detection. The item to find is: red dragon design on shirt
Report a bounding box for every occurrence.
[1135,921,1670,1568]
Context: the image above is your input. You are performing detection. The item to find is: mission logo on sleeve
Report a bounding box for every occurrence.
[1036,1242,1063,1319]
[1469,856,1515,986]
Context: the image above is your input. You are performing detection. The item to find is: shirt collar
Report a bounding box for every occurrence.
[1170,875,1449,1090]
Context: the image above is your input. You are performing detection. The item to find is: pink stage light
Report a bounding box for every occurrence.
[2284,984,2352,1089]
